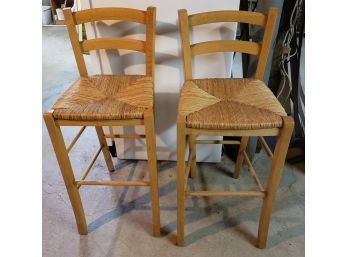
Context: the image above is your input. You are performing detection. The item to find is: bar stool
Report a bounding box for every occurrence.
[43,7,160,236]
[176,8,294,248]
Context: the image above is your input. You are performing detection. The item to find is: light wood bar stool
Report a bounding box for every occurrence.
[43,7,160,236]
[176,8,294,248]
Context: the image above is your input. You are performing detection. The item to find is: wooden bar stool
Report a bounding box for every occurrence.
[176,8,294,248]
[43,7,160,236]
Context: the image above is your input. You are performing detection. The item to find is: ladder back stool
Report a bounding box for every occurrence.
[176,8,294,248]
[43,6,160,237]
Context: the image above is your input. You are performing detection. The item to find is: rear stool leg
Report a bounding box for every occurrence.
[44,112,87,235]
[176,116,187,246]
[95,126,114,172]
[189,135,196,178]
[144,109,161,237]
[234,136,249,178]
[257,117,294,248]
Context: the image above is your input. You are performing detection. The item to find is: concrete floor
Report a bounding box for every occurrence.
[42,26,305,257]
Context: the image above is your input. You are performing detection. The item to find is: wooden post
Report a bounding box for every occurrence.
[176,115,187,246]
[178,9,193,80]
[257,116,294,248]
[43,111,87,235]
[63,8,88,77]
[144,109,161,237]
[145,7,156,78]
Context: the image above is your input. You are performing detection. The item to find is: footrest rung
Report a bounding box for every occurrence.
[104,133,146,139]
[76,180,150,187]
[195,140,240,145]
[186,190,265,197]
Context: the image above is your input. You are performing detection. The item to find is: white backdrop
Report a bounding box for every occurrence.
[81,0,240,161]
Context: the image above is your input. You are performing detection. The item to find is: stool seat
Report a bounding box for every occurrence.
[178,78,287,130]
[52,75,154,121]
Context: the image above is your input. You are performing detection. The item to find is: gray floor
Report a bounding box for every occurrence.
[42,26,305,257]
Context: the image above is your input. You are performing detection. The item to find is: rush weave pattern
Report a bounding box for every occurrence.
[52,75,154,120]
[178,78,287,130]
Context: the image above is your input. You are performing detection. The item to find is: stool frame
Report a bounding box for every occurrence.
[43,7,160,236]
[176,8,294,248]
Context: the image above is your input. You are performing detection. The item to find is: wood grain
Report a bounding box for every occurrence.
[145,7,156,77]
[43,111,87,235]
[257,116,294,248]
[255,8,278,80]
[76,180,150,186]
[178,9,193,80]
[144,108,161,237]
[63,8,87,76]
[191,40,260,56]
[189,10,266,26]
[74,7,146,24]
[81,38,146,52]
[187,191,265,197]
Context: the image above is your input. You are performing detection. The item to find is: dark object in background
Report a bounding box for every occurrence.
[226,0,305,165]
[223,136,276,163]
[268,0,305,164]
[64,0,74,8]
[108,141,117,157]
[223,136,241,162]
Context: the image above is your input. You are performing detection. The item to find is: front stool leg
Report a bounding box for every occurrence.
[176,116,187,246]
[44,111,87,235]
[257,116,294,248]
[144,109,161,237]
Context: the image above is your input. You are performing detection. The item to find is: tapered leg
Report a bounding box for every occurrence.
[257,116,294,248]
[188,135,196,178]
[95,126,114,172]
[234,136,249,178]
[144,109,161,237]
[176,116,187,246]
[43,111,87,235]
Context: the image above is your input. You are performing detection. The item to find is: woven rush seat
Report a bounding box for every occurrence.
[178,78,287,130]
[52,75,154,121]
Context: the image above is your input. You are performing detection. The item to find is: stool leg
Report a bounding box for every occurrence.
[95,126,114,172]
[43,112,87,235]
[144,109,161,237]
[189,135,196,178]
[257,117,294,248]
[177,116,187,246]
[234,136,249,178]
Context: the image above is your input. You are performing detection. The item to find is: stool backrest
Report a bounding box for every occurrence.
[178,8,277,81]
[63,7,156,77]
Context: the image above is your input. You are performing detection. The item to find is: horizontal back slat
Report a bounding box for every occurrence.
[81,38,146,52]
[74,7,146,24]
[191,40,260,56]
[189,10,266,27]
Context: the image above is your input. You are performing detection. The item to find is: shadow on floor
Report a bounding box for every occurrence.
[86,158,304,249]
